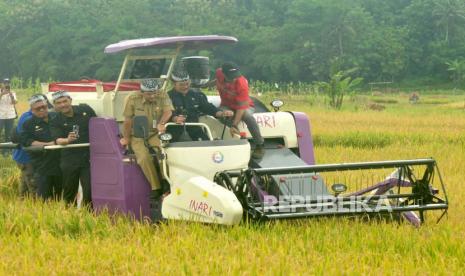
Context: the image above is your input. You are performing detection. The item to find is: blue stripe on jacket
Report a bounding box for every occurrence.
[12,110,33,164]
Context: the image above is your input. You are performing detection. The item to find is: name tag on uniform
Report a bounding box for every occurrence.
[152,119,157,128]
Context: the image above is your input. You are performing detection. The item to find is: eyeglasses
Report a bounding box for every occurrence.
[32,105,47,112]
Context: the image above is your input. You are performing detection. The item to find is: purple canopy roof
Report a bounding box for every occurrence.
[104,35,238,54]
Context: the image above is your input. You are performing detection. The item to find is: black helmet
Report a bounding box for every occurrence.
[221,62,241,80]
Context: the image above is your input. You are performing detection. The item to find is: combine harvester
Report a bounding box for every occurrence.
[35,35,448,226]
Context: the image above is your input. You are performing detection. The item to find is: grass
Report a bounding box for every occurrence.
[1,91,465,274]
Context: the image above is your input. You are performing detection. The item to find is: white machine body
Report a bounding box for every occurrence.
[162,140,250,225]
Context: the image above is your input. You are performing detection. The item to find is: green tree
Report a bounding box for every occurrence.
[445,59,465,87]
[433,0,465,44]
[317,66,363,109]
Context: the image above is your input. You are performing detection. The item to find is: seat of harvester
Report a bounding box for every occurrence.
[248,142,330,199]
[249,143,308,169]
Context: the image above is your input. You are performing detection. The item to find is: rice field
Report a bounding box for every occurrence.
[1,92,464,274]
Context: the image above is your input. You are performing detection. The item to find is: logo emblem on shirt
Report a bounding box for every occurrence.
[212,151,224,164]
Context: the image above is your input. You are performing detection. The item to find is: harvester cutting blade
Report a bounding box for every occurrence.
[217,158,448,225]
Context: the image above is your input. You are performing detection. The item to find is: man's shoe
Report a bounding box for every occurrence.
[150,189,163,200]
[252,144,265,159]
[149,189,163,222]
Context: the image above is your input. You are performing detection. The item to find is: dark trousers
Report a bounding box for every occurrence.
[61,164,92,206]
[17,162,36,197]
[34,172,63,200]
[0,118,14,156]
[219,107,264,145]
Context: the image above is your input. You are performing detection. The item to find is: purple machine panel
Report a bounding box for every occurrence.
[291,112,315,165]
[89,117,151,220]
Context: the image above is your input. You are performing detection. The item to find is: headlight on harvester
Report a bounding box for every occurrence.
[331,183,347,196]
[159,132,173,142]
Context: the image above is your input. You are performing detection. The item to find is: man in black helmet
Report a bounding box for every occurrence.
[167,69,233,142]
[216,62,265,159]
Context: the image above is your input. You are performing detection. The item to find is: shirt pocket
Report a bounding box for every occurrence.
[134,108,145,116]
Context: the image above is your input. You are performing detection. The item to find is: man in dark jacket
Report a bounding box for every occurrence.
[167,70,233,142]
[20,94,62,200]
[50,90,96,206]
[12,108,35,197]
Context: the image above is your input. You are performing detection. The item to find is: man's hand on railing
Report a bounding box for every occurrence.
[172,115,186,124]
[216,110,233,118]
[157,123,166,133]
[120,137,130,148]
[67,132,78,143]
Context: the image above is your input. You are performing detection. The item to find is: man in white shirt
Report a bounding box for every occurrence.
[0,78,17,157]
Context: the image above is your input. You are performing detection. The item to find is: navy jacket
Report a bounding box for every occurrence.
[168,88,219,141]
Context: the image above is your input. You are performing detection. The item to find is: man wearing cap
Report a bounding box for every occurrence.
[168,69,233,142]
[12,94,53,197]
[216,62,265,159]
[20,94,62,200]
[120,79,173,200]
[0,78,18,156]
[50,90,96,206]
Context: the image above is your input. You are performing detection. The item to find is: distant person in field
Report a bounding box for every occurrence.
[167,69,233,142]
[20,94,62,200]
[216,62,264,159]
[50,90,97,207]
[0,78,18,157]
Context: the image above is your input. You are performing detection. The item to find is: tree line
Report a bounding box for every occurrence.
[1,0,465,85]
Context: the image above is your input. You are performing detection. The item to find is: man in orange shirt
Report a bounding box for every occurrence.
[216,62,264,159]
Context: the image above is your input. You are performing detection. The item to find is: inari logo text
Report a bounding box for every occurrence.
[253,114,276,128]
[212,151,224,163]
[189,200,212,216]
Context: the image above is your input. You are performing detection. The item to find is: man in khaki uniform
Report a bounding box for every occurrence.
[120,79,173,199]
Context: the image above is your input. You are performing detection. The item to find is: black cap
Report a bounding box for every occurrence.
[221,62,241,80]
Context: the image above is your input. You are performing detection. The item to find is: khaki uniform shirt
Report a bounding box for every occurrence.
[123,92,174,135]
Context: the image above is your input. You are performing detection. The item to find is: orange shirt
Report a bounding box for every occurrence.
[216,68,254,110]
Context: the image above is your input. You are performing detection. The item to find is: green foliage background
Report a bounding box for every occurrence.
[1,0,465,84]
